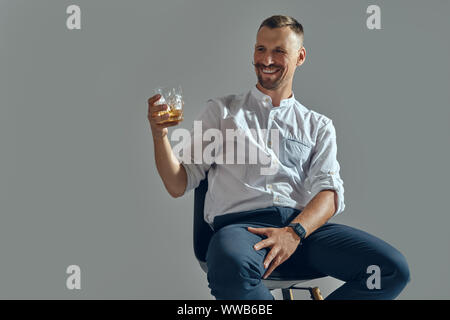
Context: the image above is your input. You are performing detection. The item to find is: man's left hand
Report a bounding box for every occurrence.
[247,226,301,279]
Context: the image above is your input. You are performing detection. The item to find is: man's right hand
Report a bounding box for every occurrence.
[147,94,181,140]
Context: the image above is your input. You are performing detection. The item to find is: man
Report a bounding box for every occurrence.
[147,15,410,300]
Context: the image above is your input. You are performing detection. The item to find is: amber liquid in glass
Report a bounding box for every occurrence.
[157,106,183,125]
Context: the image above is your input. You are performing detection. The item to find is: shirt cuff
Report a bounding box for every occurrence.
[308,173,345,216]
[181,162,194,195]
[180,161,209,195]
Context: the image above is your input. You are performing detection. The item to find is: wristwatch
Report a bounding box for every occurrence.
[287,223,307,241]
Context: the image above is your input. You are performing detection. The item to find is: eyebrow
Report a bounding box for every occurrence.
[255,45,286,50]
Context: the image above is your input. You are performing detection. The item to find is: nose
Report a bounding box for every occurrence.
[261,51,274,66]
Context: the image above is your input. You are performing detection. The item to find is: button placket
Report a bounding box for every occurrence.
[266,111,276,149]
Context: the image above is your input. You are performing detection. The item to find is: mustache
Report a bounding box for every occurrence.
[252,62,282,69]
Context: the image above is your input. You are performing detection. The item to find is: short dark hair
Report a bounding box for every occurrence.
[258,15,304,45]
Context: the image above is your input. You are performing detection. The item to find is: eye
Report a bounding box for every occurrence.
[256,47,265,52]
[275,49,285,54]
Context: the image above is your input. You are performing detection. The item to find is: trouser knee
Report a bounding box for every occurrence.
[386,251,410,289]
[368,249,411,295]
[207,254,262,298]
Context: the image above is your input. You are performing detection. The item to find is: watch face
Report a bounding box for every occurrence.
[291,224,305,239]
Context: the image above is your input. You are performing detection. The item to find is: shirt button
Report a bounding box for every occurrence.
[275,196,280,201]
[267,184,272,190]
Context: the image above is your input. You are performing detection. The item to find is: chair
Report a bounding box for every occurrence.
[193,171,325,300]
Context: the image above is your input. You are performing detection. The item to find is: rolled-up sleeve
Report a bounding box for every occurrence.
[177,99,221,195]
[305,119,345,216]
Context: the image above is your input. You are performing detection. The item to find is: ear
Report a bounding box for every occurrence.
[296,46,306,67]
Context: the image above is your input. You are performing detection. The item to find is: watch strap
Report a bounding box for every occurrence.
[287,223,307,241]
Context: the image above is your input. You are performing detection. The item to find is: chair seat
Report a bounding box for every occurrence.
[197,260,319,290]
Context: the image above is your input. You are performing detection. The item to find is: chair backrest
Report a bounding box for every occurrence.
[193,170,214,263]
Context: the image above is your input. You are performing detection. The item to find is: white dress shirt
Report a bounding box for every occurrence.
[178,85,345,226]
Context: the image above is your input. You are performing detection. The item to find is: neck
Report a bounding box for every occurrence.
[256,83,293,107]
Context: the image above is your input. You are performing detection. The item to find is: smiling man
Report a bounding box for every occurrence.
[253,21,305,103]
[147,15,410,300]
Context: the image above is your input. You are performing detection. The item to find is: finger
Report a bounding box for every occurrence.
[149,104,168,118]
[253,238,274,251]
[148,94,162,106]
[158,120,182,128]
[247,227,269,235]
[153,113,170,123]
[149,103,168,114]
[263,247,279,269]
[263,256,283,279]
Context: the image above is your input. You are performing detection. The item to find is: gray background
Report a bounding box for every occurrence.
[0,0,449,299]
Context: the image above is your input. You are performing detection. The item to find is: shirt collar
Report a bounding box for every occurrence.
[250,85,296,109]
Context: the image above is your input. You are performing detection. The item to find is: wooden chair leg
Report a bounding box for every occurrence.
[311,287,324,300]
[289,286,324,300]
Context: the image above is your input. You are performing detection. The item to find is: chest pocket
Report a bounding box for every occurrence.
[279,138,312,170]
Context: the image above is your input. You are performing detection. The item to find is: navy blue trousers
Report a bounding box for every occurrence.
[206,206,410,300]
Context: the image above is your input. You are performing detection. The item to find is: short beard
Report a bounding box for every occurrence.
[253,62,284,90]
[257,73,283,90]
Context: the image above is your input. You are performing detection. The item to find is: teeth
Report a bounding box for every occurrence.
[262,68,278,74]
